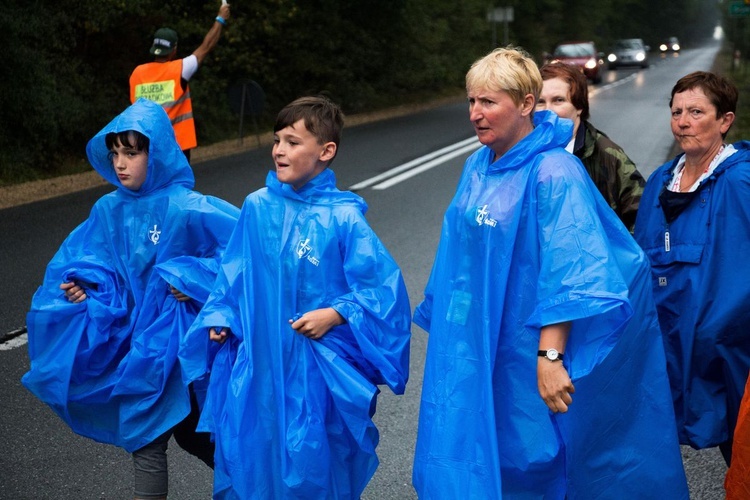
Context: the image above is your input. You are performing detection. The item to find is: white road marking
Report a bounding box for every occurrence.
[0,332,28,351]
[372,141,481,190]
[349,136,480,191]
[590,73,637,98]
[348,74,642,192]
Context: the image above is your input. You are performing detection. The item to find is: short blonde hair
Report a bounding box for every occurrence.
[466,46,542,106]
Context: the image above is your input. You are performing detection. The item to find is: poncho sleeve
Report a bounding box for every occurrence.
[527,155,633,379]
[178,200,253,384]
[22,205,134,431]
[327,210,412,394]
[412,258,437,334]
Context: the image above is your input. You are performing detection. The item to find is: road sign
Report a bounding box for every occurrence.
[730,1,750,17]
[487,7,514,23]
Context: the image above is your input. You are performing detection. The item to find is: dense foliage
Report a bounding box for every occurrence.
[0,0,719,183]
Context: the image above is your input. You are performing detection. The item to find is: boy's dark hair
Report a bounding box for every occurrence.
[105,131,150,152]
[274,96,344,156]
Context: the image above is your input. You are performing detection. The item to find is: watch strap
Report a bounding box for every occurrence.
[537,349,564,360]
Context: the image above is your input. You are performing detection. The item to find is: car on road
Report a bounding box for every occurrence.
[660,37,681,53]
[607,38,649,70]
[549,41,604,83]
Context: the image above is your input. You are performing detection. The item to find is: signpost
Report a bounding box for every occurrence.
[486,6,513,46]
[729,1,750,74]
[227,80,265,146]
[730,1,750,17]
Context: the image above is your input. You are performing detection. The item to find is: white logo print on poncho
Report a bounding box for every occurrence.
[296,238,319,266]
[475,205,497,227]
[148,225,162,245]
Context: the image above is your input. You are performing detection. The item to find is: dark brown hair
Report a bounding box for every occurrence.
[105,130,149,152]
[274,96,344,153]
[539,62,590,121]
[669,71,738,117]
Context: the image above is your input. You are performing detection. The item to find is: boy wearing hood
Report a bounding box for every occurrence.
[22,99,239,499]
[181,96,412,499]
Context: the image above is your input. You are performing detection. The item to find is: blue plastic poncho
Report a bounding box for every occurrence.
[181,169,412,499]
[413,110,688,498]
[22,99,239,452]
[634,142,750,450]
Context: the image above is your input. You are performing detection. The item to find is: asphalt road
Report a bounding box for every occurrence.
[0,39,729,499]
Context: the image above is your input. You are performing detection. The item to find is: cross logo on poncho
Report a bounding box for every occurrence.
[475,205,497,227]
[148,225,162,245]
[296,238,312,259]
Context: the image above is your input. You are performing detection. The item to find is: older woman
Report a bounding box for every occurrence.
[412,47,687,498]
[537,62,645,231]
[634,71,750,465]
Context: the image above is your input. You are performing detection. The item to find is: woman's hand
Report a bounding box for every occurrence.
[537,359,575,413]
[289,308,345,340]
[60,281,87,303]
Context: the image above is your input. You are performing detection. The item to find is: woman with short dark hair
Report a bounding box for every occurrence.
[634,71,749,466]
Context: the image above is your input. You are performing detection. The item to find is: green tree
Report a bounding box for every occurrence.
[0,0,722,185]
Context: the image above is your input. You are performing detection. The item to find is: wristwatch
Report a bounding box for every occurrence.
[538,349,563,362]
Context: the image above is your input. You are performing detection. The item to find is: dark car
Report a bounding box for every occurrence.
[549,41,604,83]
[607,38,649,70]
[660,37,680,52]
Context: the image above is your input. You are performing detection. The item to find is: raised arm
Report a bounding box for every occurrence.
[192,3,231,65]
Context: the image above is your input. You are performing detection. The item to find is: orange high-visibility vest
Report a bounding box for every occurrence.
[130,60,197,151]
[725,373,750,499]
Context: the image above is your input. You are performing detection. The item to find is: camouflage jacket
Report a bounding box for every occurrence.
[574,121,645,232]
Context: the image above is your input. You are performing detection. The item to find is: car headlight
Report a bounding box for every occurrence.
[660,43,668,51]
[585,58,598,69]
[636,52,645,61]
[608,54,617,62]
[672,43,680,51]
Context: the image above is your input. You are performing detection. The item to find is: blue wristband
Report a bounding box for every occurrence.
[215,16,226,26]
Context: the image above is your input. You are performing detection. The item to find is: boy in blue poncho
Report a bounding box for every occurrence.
[412,47,688,499]
[181,96,412,499]
[22,99,239,499]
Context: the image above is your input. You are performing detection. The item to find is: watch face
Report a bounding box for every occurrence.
[546,348,559,361]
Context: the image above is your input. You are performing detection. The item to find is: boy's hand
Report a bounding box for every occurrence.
[289,308,345,340]
[537,359,575,413]
[169,286,191,302]
[209,327,229,344]
[60,281,87,303]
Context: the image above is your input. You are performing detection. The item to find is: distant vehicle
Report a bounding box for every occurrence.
[660,37,680,53]
[549,41,604,84]
[607,38,650,70]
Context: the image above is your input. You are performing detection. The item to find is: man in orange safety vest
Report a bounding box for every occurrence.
[130,3,230,161]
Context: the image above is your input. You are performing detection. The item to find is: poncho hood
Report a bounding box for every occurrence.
[485,110,572,173]
[266,168,368,212]
[86,98,195,196]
